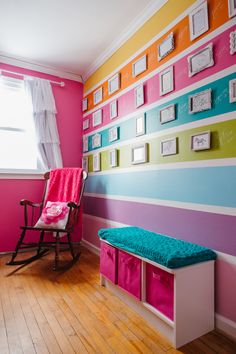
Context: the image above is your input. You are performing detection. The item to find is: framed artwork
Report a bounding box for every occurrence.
[82,98,88,112]
[132,54,147,77]
[228,0,236,18]
[92,133,102,149]
[159,104,175,124]
[229,78,236,103]
[188,43,214,77]
[131,143,148,165]
[83,119,89,130]
[108,73,120,95]
[93,87,103,105]
[158,32,174,61]
[159,66,174,96]
[189,89,212,114]
[189,1,209,41]
[134,84,144,108]
[83,136,88,152]
[93,153,100,172]
[110,100,118,119]
[82,156,88,173]
[160,137,177,156]
[92,109,102,127]
[109,149,118,168]
[230,30,236,55]
[191,131,211,151]
[109,126,118,142]
[135,114,146,136]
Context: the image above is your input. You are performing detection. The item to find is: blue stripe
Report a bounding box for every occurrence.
[85,166,236,208]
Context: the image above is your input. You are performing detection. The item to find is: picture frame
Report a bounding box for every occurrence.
[158,32,174,61]
[134,84,144,108]
[83,136,88,152]
[230,30,236,55]
[188,43,214,77]
[189,1,209,41]
[82,156,88,173]
[110,100,118,119]
[229,78,236,103]
[93,87,103,105]
[131,143,148,165]
[108,73,120,95]
[82,98,88,112]
[92,109,102,127]
[160,137,177,156]
[93,153,100,172]
[92,133,102,149]
[159,66,174,96]
[132,54,147,77]
[109,149,118,168]
[189,89,212,114]
[109,126,119,143]
[228,0,236,18]
[191,131,211,151]
[135,114,146,136]
[159,104,176,124]
[83,119,89,130]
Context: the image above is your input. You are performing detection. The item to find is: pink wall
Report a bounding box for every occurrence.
[0,62,84,252]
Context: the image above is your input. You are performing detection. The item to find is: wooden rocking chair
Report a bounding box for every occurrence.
[7,168,87,271]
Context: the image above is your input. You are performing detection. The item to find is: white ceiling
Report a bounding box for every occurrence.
[0,0,166,81]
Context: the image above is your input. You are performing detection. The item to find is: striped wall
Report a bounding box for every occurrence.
[82,0,236,330]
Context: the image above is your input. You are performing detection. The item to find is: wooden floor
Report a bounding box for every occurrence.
[0,247,235,354]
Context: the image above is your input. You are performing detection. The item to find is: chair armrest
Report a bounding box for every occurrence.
[67,201,80,209]
[20,199,43,208]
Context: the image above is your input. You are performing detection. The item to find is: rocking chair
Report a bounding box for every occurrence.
[7,168,87,271]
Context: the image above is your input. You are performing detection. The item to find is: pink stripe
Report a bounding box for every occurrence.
[83,25,235,134]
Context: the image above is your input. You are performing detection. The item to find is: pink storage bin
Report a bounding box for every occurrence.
[146,263,174,320]
[100,242,117,283]
[118,250,141,300]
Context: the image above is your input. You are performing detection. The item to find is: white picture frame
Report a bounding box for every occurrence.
[189,1,209,41]
[110,100,118,119]
[228,0,236,18]
[92,109,102,127]
[159,66,174,96]
[93,87,103,105]
[191,131,211,151]
[158,32,174,61]
[189,89,212,114]
[92,133,102,149]
[131,143,148,165]
[230,30,236,55]
[109,149,118,168]
[229,78,236,103]
[82,156,88,173]
[160,137,177,156]
[159,104,176,124]
[83,136,88,152]
[109,126,118,143]
[132,54,147,77]
[188,43,214,77]
[83,119,89,130]
[93,153,100,172]
[134,84,144,108]
[108,73,120,95]
[135,114,146,136]
[82,98,88,112]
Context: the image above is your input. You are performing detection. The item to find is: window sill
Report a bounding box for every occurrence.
[0,169,45,179]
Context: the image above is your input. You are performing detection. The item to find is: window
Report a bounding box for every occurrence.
[0,75,38,172]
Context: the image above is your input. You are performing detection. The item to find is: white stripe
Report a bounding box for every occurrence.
[83,64,236,138]
[216,252,236,265]
[84,193,236,216]
[83,110,236,156]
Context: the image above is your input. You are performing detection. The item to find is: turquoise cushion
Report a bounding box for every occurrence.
[98,227,216,269]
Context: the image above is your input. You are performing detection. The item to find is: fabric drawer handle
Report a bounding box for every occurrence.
[152,272,170,283]
[107,251,113,259]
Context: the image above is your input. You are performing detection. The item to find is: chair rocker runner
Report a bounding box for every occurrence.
[7,168,87,271]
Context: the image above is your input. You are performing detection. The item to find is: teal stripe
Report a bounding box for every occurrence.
[88,72,236,151]
[85,166,236,208]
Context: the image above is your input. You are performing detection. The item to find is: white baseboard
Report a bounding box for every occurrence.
[215,314,236,341]
[81,239,100,256]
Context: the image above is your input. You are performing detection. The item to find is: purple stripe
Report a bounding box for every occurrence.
[84,196,236,256]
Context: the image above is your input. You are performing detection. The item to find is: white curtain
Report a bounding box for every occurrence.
[24,78,63,170]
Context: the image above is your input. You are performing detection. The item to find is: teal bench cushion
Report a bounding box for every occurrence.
[98,227,216,269]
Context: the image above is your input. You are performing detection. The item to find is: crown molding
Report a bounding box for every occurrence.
[83,0,168,82]
[0,52,83,83]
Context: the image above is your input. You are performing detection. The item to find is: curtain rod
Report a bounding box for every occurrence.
[0,69,65,87]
